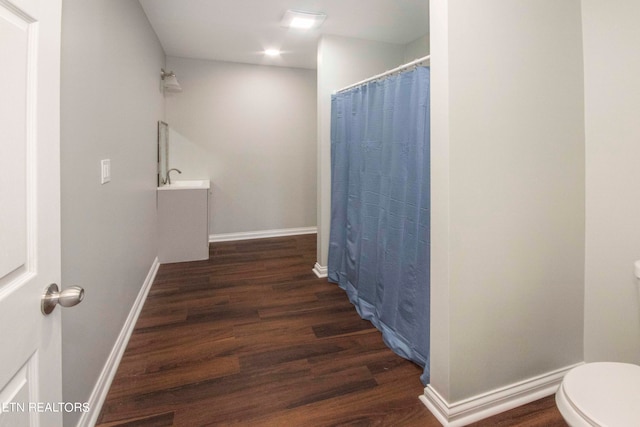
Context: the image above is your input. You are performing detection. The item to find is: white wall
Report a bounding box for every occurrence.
[429,0,452,401]
[429,0,585,404]
[165,57,317,236]
[60,1,164,424]
[583,0,640,363]
[316,35,407,267]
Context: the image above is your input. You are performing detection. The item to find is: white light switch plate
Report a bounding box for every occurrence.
[101,159,111,184]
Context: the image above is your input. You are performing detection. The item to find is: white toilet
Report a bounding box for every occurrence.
[556,362,640,426]
[555,261,640,426]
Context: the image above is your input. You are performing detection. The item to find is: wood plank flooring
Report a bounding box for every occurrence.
[96,235,566,426]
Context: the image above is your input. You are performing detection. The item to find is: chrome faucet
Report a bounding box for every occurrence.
[164,168,182,185]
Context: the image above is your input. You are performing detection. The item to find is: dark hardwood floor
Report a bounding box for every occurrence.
[96,235,566,426]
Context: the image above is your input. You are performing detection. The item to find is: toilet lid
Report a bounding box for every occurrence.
[563,362,640,426]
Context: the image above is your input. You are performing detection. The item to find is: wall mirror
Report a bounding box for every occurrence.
[158,121,169,186]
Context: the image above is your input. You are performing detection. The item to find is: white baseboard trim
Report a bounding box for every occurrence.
[420,362,582,427]
[209,227,317,243]
[312,262,328,278]
[76,257,160,427]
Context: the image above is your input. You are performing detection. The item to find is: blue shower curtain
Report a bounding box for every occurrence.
[328,66,430,384]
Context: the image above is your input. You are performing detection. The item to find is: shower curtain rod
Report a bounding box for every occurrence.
[334,55,430,94]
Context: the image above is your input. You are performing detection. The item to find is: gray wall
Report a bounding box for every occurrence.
[429,0,585,402]
[316,35,428,267]
[165,57,317,236]
[60,0,164,424]
[404,34,430,62]
[583,0,640,363]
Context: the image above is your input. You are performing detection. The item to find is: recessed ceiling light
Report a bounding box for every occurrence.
[281,9,326,30]
[264,49,281,57]
[290,17,315,29]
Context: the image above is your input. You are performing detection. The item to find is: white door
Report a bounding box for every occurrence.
[0,0,64,425]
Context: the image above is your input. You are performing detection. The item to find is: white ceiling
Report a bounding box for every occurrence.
[139,0,429,70]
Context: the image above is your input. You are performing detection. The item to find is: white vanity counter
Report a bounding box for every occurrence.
[158,180,210,191]
[158,180,210,263]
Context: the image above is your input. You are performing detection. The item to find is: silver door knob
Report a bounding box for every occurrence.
[41,283,84,315]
